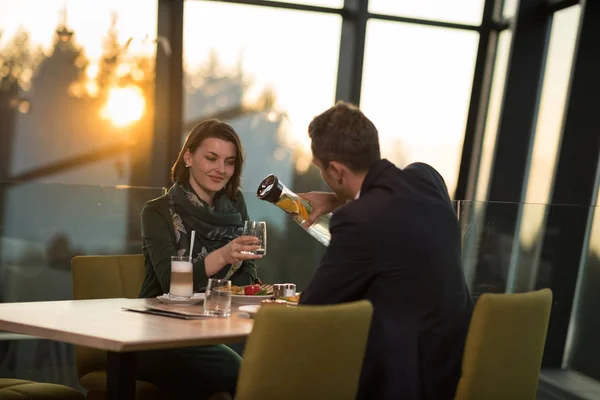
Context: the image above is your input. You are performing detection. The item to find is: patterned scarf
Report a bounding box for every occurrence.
[167,184,243,279]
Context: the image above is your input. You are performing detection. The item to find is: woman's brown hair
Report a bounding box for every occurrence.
[171,119,244,200]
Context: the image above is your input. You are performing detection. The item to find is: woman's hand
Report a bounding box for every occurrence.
[204,236,262,277]
[216,236,263,265]
[298,192,340,227]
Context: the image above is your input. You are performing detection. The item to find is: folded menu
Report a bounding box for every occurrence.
[122,304,216,320]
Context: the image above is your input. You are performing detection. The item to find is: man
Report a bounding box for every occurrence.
[299,102,473,400]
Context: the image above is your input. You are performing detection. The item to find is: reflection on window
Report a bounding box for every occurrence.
[460,31,512,292]
[566,185,600,380]
[508,6,581,293]
[360,20,479,197]
[369,0,484,25]
[182,1,340,288]
[517,5,581,255]
[475,30,512,202]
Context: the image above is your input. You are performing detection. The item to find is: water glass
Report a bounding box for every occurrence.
[242,221,267,256]
[203,279,232,317]
[170,255,193,298]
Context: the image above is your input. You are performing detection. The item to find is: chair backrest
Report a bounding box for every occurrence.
[71,254,145,378]
[454,289,553,400]
[72,254,145,300]
[235,300,374,400]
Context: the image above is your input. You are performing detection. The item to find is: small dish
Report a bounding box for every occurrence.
[238,304,261,317]
[157,292,205,306]
[231,294,272,305]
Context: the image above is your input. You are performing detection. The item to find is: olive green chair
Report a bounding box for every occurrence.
[454,289,553,400]
[0,378,83,399]
[71,254,169,400]
[235,300,374,400]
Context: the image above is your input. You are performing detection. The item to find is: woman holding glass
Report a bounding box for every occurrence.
[137,119,262,399]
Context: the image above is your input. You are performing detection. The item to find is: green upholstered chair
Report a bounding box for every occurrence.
[235,300,374,400]
[0,378,84,399]
[454,289,553,400]
[71,255,168,400]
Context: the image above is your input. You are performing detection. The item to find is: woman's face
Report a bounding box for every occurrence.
[184,137,237,196]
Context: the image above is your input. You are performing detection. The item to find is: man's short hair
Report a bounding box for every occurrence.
[308,101,380,172]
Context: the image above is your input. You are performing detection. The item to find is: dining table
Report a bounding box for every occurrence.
[0,297,255,400]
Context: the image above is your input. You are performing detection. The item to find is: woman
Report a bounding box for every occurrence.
[137,119,262,400]
[140,119,262,297]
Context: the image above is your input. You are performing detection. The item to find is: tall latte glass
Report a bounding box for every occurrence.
[170,256,193,298]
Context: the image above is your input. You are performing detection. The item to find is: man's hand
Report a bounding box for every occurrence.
[298,192,340,227]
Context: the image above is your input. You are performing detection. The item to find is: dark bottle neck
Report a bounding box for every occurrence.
[257,174,286,203]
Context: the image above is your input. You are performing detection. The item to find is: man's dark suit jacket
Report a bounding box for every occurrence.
[300,159,473,400]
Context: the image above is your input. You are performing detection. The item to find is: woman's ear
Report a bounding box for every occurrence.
[183,149,192,167]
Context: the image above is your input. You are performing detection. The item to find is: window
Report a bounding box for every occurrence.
[567,177,600,380]
[0,0,157,186]
[509,5,581,292]
[0,0,160,387]
[0,0,160,296]
[275,0,342,8]
[369,0,485,25]
[460,30,512,293]
[360,20,479,196]
[503,0,519,19]
[182,0,341,287]
[474,30,512,202]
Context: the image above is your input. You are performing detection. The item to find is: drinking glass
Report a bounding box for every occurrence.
[242,221,267,256]
[169,255,193,298]
[203,279,232,317]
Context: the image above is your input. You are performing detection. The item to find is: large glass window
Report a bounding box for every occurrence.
[276,0,342,8]
[0,0,159,387]
[503,0,519,19]
[566,174,600,380]
[459,30,512,292]
[521,5,580,235]
[369,0,485,25]
[0,0,159,284]
[182,1,341,287]
[474,30,512,202]
[508,6,581,292]
[360,20,479,196]
[0,0,157,186]
[0,0,160,302]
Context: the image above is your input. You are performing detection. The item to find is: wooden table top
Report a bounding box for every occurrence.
[0,298,254,352]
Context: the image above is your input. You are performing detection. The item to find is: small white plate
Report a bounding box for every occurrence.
[157,293,205,306]
[238,304,261,317]
[231,294,272,305]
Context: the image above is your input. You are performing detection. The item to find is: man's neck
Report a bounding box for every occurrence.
[348,171,368,201]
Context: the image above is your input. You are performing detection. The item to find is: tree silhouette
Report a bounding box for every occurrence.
[0,29,42,93]
[0,29,43,180]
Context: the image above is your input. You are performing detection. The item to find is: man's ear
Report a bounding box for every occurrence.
[328,161,346,185]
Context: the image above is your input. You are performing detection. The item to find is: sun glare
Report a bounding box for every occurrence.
[100,86,145,128]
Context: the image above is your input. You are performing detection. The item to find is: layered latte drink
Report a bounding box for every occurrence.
[170,256,193,297]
